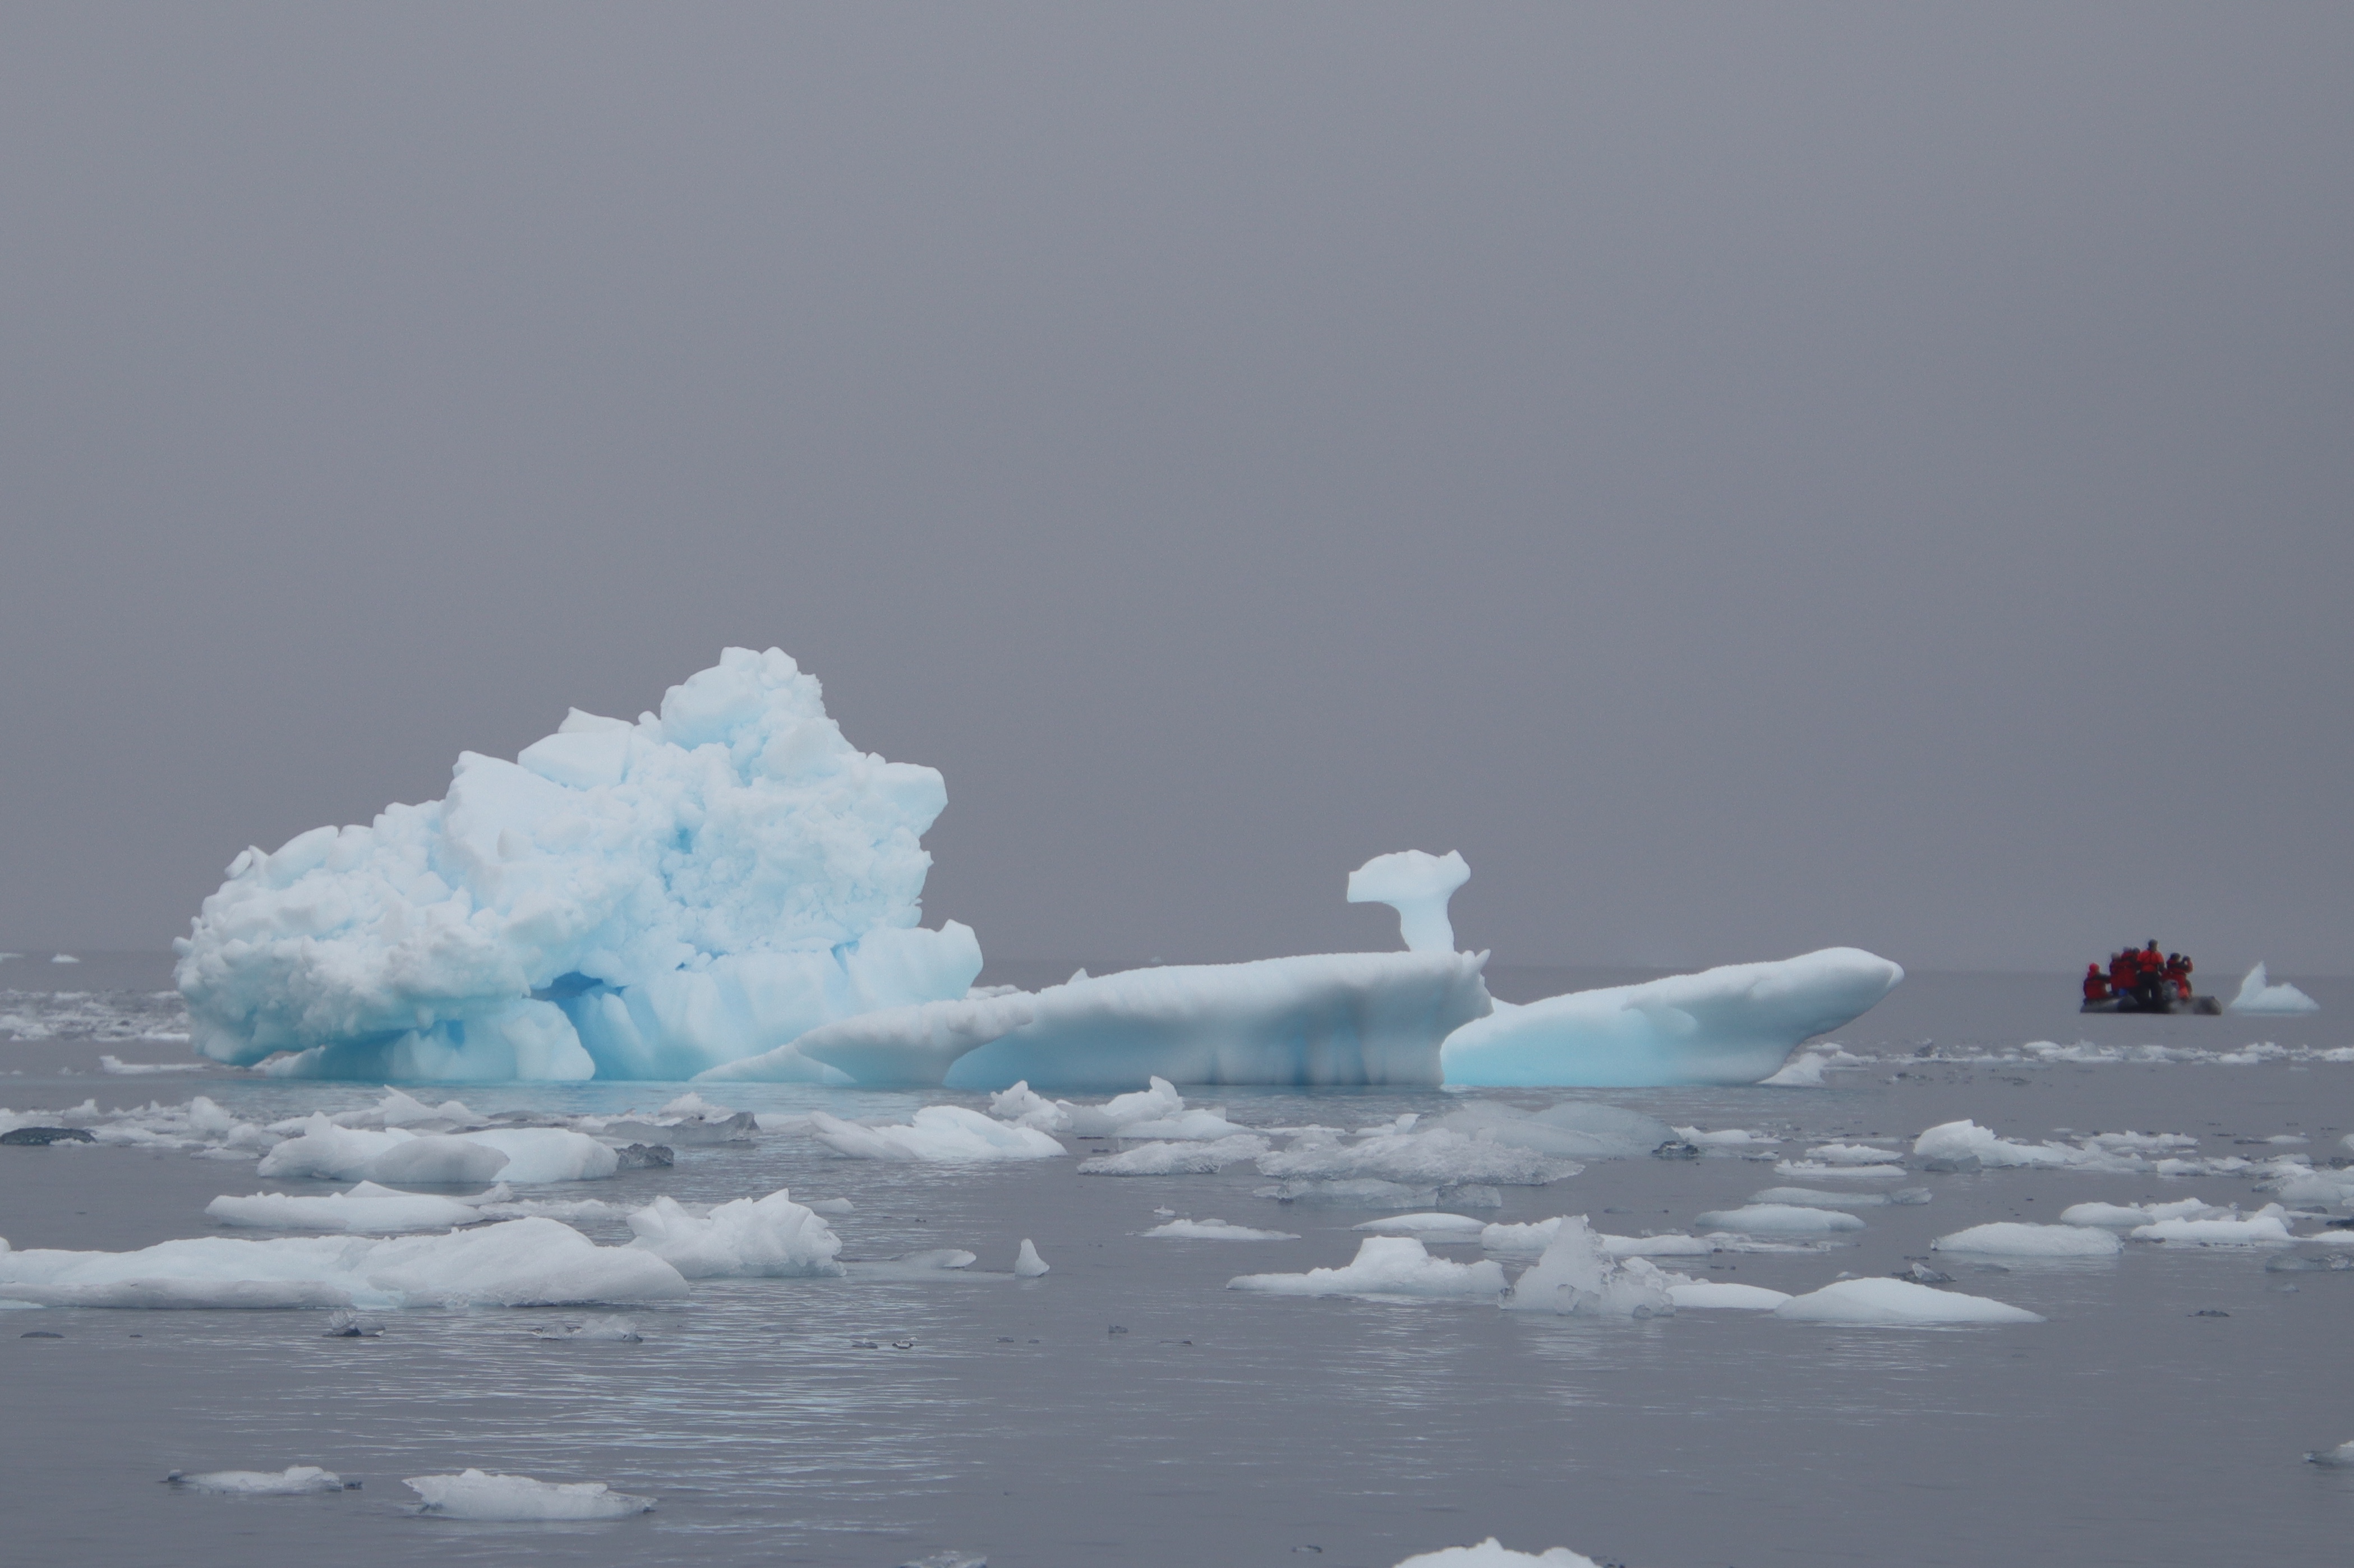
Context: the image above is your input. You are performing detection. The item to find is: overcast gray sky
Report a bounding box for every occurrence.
[3,3,2348,976]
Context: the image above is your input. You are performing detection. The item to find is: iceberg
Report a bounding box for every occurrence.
[174,648,981,1081]
[703,951,1495,1090]
[624,1191,845,1278]
[808,1105,1066,1162]
[1347,850,1470,953]
[1227,1235,1508,1299]
[1440,949,1903,1087]
[1692,1204,1865,1235]
[1932,1223,2122,1257]
[206,1182,487,1233]
[1141,1217,1299,1240]
[1014,1239,1050,1278]
[404,1470,653,1520]
[0,1217,687,1308]
[1393,1543,1600,1568]
[1773,1277,2044,1325]
[1501,1216,1677,1317]
[254,1115,617,1184]
[2229,963,2320,1015]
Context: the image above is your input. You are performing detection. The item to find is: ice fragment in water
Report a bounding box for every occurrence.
[810,1106,1065,1162]
[1693,1204,1865,1235]
[625,1191,845,1278]
[1932,1223,2122,1257]
[2305,1441,2354,1467]
[2228,962,2320,1015]
[1013,1239,1049,1277]
[1501,1216,1676,1317]
[1391,1543,1601,1567]
[167,1466,346,1495]
[404,1469,654,1519]
[1774,1277,2044,1324]
[1228,1236,1508,1299]
[1078,1135,1269,1175]
[1141,1217,1300,1240]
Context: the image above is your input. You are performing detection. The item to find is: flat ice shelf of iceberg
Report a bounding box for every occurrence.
[701,950,1495,1090]
[1440,948,1904,1087]
[173,648,982,1082]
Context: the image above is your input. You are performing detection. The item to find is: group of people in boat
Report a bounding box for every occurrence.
[2084,942,2194,1007]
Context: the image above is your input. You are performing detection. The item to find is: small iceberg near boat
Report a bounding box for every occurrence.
[2228,962,2320,1016]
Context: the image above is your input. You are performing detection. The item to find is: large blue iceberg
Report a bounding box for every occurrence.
[175,649,980,1080]
[176,649,1901,1087]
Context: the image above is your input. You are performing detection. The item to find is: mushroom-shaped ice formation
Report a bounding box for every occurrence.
[1348,850,1471,953]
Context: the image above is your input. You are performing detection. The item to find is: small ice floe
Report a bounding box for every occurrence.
[50,954,79,964]
[900,1552,988,1568]
[1392,1539,1601,1567]
[529,1316,642,1342]
[1774,1277,2044,1325]
[1673,1126,1780,1149]
[2130,1206,2296,1246]
[1932,1223,2122,1258]
[625,1191,843,1278]
[1256,1128,1578,1188]
[256,1116,620,1185]
[99,1056,207,1076]
[1665,1280,1790,1310]
[2304,1441,2354,1467]
[1141,1217,1298,1240]
[1014,1239,1049,1278]
[1353,1213,1489,1238]
[206,1182,486,1234]
[1770,1160,1908,1182]
[1501,1217,1675,1317]
[2229,963,2320,1016]
[1913,1119,2074,1171]
[810,1106,1065,1162]
[1228,1237,1508,1300]
[1483,1219,1713,1259]
[1078,1135,1269,1175]
[1693,1205,1865,1236]
[2058,1198,2227,1228]
[404,1469,653,1520]
[0,1217,688,1309]
[167,1465,348,1495]
[1804,1142,1902,1165]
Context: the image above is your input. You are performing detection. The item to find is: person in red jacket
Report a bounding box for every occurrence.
[2165,953,2192,1000]
[2084,963,2112,1004]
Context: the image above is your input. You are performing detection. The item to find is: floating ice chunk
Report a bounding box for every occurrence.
[1392,1541,1600,1568]
[51,954,80,964]
[1061,1078,1183,1136]
[1442,949,1902,1087]
[712,953,1496,1090]
[1805,1142,1902,1165]
[1116,1108,1257,1141]
[1433,1100,1673,1160]
[2305,1441,2354,1468]
[1014,1239,1049,1278]
[1347,850,1471,953]
[625,1191,844,1278]
[404,1469,653,1520]
[1078,1135,1270,1175]
[2131,1210,2295,1246]
[2059,1199,2226,1228]
[100,1055,208,1076]
[984,1081,1071,1133]
[1912,1119,2076,1170]
[1478,1218,1562,1255]
[1229,1236,1508,1299]
[177,648,981,1081]
[1771,1160,1907,1182]
[252,1117,615,1184]
[1933,1223,2122,1258]
[1665,1279,1790,1309]
[1674,1126,1780,1148]
[254,1117,417,1180]
[1693,1205,1865,1235]
[456,1129,620,1184]
[1142,1217,1300,1240]
[810,1106,1065,1162]
[0,1217,685,1308]
[1353,1213,1490,1238]
[168,1465,344,1495]
[1775,1278,2044,1325]
[206,1183,484,1234]
[1502,1216,1676,1317]
[1601,1233,1712,1258]
[1257,1128,1577,1187]
[2229,963,2320,1016]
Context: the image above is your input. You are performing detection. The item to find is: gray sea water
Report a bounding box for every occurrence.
[2,954,2350,1567]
